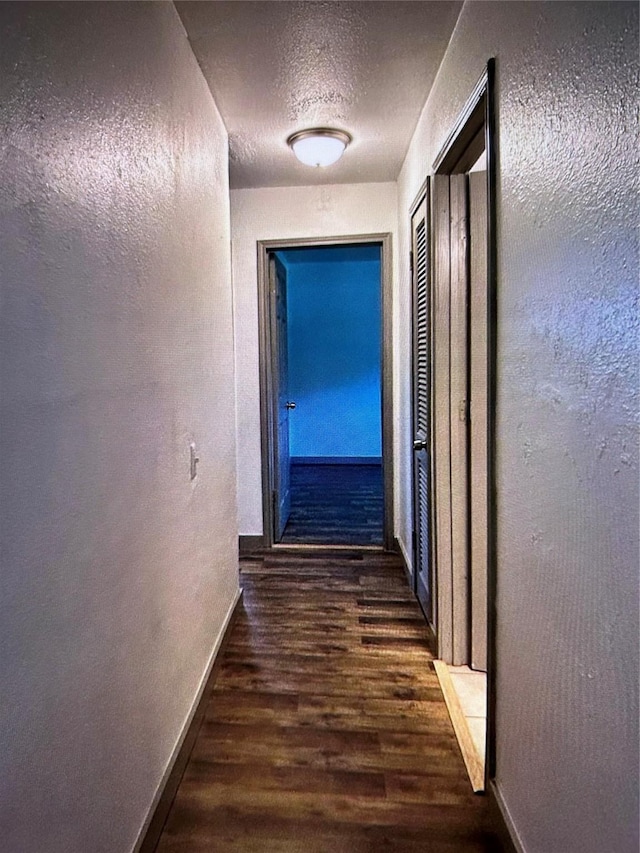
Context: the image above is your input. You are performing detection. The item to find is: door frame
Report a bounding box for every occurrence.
[256,233,394,551]
[430,58,498,782]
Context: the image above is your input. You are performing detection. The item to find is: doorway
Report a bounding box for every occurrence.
[416,60,497,791]
[257,234,394,550]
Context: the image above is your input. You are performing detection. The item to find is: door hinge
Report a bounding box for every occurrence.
[412,529,417,555]
[458,398,470,423]
[409,250,414,274]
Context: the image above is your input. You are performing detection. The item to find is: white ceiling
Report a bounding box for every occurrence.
[175,1,463,189]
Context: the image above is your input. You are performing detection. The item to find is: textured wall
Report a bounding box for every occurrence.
[0,4,239,851]
[397,2,639,851]
[230,182,397,535]
[284,256,381,458]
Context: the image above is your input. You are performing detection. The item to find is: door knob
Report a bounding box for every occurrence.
[413,438,427,451]
[285,401,296,410]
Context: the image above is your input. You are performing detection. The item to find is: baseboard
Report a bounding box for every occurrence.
[487,779,526,853]
[134,587,243,853]
[291,456,382,466]
[239,534,264,552]
[394,535,412,585]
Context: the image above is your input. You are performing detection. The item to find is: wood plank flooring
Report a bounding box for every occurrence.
[280,463,383,546]
[155,550,503,852]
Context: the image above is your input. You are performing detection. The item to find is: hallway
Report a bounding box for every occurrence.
[155,550,503,851]
[2,4,637,851]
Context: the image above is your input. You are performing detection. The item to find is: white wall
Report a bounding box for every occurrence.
[285,257,382,459]
[396,2,639,851]
[0,5,239,851]
[231,183,398,535]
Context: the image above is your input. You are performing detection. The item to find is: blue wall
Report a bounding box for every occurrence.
[278,245,381,458]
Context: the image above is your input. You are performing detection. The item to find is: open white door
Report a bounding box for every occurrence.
[449,173,470,665]
[469,167,488,672]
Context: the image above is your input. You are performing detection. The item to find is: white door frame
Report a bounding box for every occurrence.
[430,59,498,783]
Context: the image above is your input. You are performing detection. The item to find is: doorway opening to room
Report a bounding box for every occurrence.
[257,235,394,550]
[413,60,497,793]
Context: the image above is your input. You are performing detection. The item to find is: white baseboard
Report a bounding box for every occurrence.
[132,585,242,852]
[489,779,526,853]
[395,535,413,579]
[291,456,382,465]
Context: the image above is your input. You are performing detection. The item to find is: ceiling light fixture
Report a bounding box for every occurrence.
[287,128,352,167]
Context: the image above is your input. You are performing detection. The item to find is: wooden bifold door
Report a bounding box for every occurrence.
[410,187,434,626]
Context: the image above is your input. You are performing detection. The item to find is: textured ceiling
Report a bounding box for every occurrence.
[175,1,463,189]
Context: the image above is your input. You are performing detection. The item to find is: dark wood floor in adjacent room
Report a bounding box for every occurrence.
[280,462,384,546]
[155,549,504,852]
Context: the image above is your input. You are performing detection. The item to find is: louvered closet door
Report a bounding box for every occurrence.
[411,189,433,622]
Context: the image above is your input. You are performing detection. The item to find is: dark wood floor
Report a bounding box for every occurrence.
[155,550,503,852]
[280,463,384,546]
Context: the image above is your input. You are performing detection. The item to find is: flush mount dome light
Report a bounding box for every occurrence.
[287,128,352,167]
